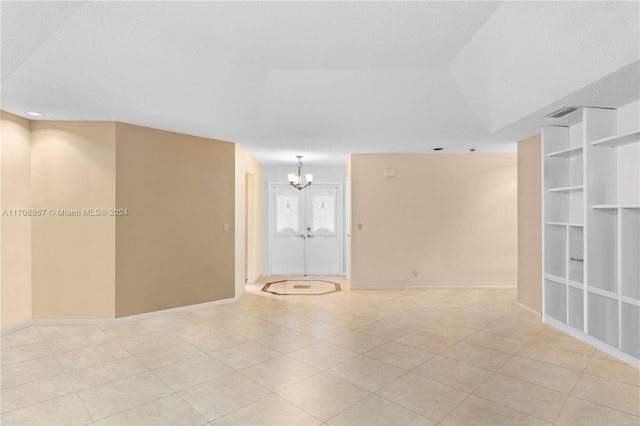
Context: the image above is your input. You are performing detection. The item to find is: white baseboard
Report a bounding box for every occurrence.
[1,296,239,336]
[544,315,640,369]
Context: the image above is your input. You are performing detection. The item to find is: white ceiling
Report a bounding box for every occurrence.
[2,1,638,165]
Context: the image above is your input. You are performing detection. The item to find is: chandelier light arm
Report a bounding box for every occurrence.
[288,155,313,190]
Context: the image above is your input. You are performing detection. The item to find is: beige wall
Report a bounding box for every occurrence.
[346,157,352,279]
[115,123,235,317]
[1,112,33,327]
[1,116,243,325]
[30,121,116,319]
[351,154,518,288]
[235,146,262,296]
[517,135,542,313]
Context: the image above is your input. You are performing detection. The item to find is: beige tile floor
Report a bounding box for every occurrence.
[1,280,639,425]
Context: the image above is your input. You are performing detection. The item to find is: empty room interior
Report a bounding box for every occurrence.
[1,1,639,425]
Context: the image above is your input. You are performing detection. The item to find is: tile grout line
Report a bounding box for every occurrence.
[449,326,589,423]
[230,369,327,424]
[552,365,587,425]
[370,369,448,425]
[0,339,87,420]
[463,393,552,425]
[0,356,67,392]
[473,370,570,423]
[568,393,640,420]
[452,330,567,424]
[70,343,160,424]
[553,342,593,424]
[331,369,436,425]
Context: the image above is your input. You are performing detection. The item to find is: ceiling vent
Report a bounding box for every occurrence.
[546,107,577,118]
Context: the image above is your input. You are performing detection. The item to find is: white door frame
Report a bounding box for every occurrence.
[268,182,344,276]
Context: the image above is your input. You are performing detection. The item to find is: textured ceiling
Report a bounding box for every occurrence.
[452,1,640,133]
[1,1,638,165]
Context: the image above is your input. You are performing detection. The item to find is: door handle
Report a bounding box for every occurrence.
[299,234,306,239]
[306,234,314,238]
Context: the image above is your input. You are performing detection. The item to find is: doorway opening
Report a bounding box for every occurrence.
[268,182,344,276]
[245,172,256,284]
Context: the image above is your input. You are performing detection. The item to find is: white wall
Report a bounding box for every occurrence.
[261,165,347,276]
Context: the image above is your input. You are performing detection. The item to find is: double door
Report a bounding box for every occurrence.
[270,183,343,276]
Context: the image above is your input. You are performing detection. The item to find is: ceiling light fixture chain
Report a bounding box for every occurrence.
[288,155,313,190]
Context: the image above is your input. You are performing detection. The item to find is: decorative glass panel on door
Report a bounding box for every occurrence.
[304,185,341,275]
[308,188,337,236]
[275,187,301,236]
[271,185,304,275]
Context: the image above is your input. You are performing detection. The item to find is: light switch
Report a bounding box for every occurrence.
[224,223,230,232]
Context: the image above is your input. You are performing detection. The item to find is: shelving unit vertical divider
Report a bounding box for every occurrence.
[584,107,618,345]
[542,125,572,324]
[617,209,623,347]
[541,127,547,322]
[576,114,587,332]
[582,110,588,335]
[565,225,570,325]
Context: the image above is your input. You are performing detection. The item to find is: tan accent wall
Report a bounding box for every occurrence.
[1,112,33,327]
[115,123,235,317]
[30,121,116,319]
[235,146,262,296]
[351,154,518,288]
[517,135,542,313]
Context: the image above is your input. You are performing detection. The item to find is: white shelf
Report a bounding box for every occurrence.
[547,145,584,158]
[549,185,584,193]
[545,273,565,284]
[569,280,584,290]
[621,296,640,308]
[546,222,584,227]
[588,286,618,300]
[592,130,640,148]
[592,204,640,210]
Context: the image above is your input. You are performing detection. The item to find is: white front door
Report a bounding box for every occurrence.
[270,183,343,276]
[271,185,305,275]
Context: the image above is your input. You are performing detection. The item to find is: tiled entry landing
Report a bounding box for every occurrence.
[1,283,639,425]
[261,279,341,296]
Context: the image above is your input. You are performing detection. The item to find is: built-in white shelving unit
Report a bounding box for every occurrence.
[542,102,640,367]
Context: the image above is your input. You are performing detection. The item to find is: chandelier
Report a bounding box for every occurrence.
[288,155,313,190]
